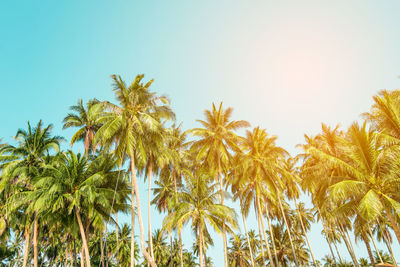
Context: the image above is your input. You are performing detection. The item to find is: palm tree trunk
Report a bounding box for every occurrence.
[116,212,120,266]
[179,232,184,267]
[383,204,400,245]
[256,206,267,265]
[256,197,275,267]
[22,227,30,267]
[130,155,157,267]
[242,212,255,267]
[264,206,279,267]
[345,229,358,263]
[33,220,38,267]
[84,131,90,159]
[326,238,338,266]
[363,234,376,267]
[368,228,383,263]
[100,230,104,267]
[338,226,359,267]
[80,246,85,267]
[217,162,228,267]
[294,199,317,267]
[277,197,299,266]
[332,238,342,264]
[199,226,204,267]
[75,209,91,267]
[383,231,398,266]
[148,164,155,260]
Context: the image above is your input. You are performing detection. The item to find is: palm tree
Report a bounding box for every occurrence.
[0,120,63,267]
[63,98,103,157]
[227,234,252,267]
[190,102,249,267]
[305,122,400,244]
[94,74,174,267]
[28,151,129,267]
[230,127,287,267]
[163,171,238,267]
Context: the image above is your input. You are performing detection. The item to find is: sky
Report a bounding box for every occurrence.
[1,0,400,265]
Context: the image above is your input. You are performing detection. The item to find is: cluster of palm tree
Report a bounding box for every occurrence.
[0,74,399,267]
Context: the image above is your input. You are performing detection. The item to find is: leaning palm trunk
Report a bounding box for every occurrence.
[326,238,338,266]
[383,204,400,245]
[75,209,91,267]
[256,206,267,265]
[22,227,30,267]
[362,234,375,267]
[383,232,398,266]
[116,212,120,266]
[338,226,359,267]
[148,165,155,260]
[242,212,255,267]
[33,220,39,267]
[277,197,299,266]
[130,155,157,267]
[256,197,275,267]
[217,163,228,267]
[294,199,317,267]
[368,228,383,263]
[264,205,279,267]
[179,232,184,267]
[345,229,358,264]
[332,237,342,264]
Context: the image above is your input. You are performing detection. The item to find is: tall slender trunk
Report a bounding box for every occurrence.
[80,246,85,267]
[368,228,382,263]
[75,209,91,267]
[326,238,337,266]
[256,197,275,267]
[383,204,400,245]
[332,237,342,264]
[278,197,298,266]
[84,131,90,159]
[202,230,208,267]
[33,220,39,267]
[116,213,120,266]
[130,155,157,267]
[383,231,398,266]
[294,199,317,267]
[22,227,30,267]
[363,234,376,267]
[179,232,184,267]
[199,226,204,267]
[345,229,358,262]
[339,226,359,267]
[100,231,104,267]
[256,206,266,265]
[264,207,279,267]
[217,161,228,267]
[242,212,255,267]
[148,164,155,260]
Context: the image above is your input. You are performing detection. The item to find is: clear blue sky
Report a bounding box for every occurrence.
[1,0,400,265]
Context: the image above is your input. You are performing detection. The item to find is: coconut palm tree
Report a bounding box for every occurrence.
[163,170,238,267]
[63,98,103,157]
[0,120,63,267]
[27,151,129,267]
[227,234,252,267]
[94,74,174,267]
[190,102,249,267]
[305,122,400,244]
[230,127,287,267]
